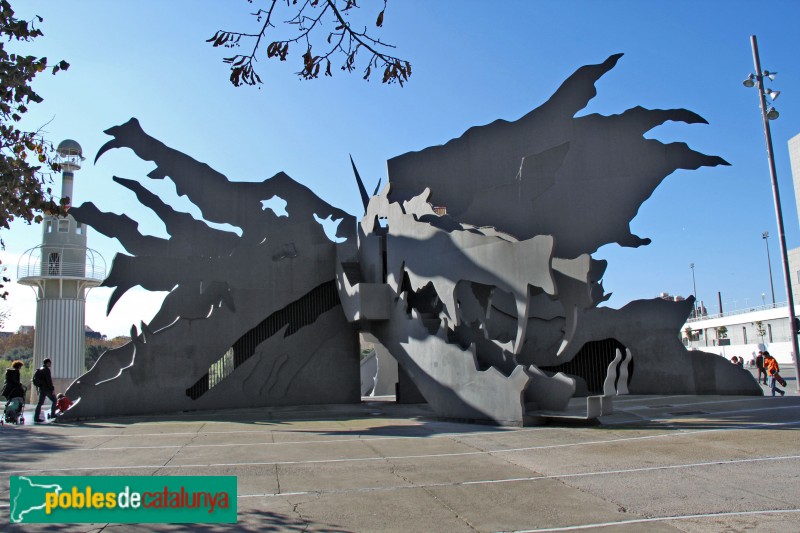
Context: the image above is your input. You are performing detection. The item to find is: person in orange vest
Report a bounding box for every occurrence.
[763,351,785,397]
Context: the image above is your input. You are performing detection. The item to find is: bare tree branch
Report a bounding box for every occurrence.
[207,0,411,88]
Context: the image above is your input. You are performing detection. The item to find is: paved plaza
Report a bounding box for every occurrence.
[2,370,799,532]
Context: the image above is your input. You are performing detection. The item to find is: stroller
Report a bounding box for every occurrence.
[3,396,25,425]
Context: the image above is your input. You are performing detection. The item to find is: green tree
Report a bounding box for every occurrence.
[0,330,133,371]
[0,357,32,401]
[0,0,70,299]
[208,0,410,87]
[754,321,766,341]
[84,343,104,370]
[85,335,129,370]
[4,345,31,360]
[0,329,33,361]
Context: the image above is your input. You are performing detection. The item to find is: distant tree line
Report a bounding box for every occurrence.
[0,330,129,373]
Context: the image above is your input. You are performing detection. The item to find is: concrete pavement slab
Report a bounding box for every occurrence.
[272,488,479,533]
[2,394,799,531]
[276,462,414,494]
[558,458,800,522]
[382,453,535,487]
[426,479,683,533]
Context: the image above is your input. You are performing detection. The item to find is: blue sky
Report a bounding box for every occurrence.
[3,0,800,338]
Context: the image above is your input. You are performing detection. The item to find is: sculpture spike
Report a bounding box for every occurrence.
[350,154,370,211]
[94,138,121,164]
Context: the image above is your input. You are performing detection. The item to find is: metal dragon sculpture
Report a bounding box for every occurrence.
[64,54,759,423]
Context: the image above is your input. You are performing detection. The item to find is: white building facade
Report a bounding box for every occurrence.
[683,304,796,365]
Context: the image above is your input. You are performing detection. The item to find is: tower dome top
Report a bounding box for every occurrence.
[56,139,83,158]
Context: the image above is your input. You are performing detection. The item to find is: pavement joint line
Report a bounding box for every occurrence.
[0,424,539,441]
[423,485,481,532]
[622,396,800,411]
[226,453,800,498]
[606,403,800,426]
[2,454,798,507]
[500,508,800,532]
[285,494,310,530]
[0,425,563,448]
[20,433,542,452]
[4,419,800,475]
[155,423,208,475]
[89,436,118,451]
[373,438,483,532]
[67,417,800,454]
[549,454,800,479]
[611,395,677,404]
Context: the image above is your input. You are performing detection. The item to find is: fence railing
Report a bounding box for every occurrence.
[687,301,788,323]
[17,244,106,282]
[17,260,106,281]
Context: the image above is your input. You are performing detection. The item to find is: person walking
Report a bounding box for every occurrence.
[2,360,27,401]
[33,358,57,423]
[755,350,767,385]
[763,351,785,397]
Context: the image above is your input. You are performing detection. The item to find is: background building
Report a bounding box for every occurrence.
[788,133,800,303]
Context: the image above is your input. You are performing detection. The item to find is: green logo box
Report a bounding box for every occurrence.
[9,475,237,524]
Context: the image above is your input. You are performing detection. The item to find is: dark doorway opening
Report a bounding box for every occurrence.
[539,338,631,396]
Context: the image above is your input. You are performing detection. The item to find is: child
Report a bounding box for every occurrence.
[56,393,73,414]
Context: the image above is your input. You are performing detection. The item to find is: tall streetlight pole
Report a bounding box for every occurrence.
[762,231,776,306]
[744,35,800,391]
[690,262,698,318]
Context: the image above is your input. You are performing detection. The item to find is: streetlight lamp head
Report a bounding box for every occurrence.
[766,106,780,120]
[743,74,756,87]
[764,70,777,81]
[763,231,769,239]
[766,89,781,101]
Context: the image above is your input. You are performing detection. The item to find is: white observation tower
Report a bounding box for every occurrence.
[17,139,105,395]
